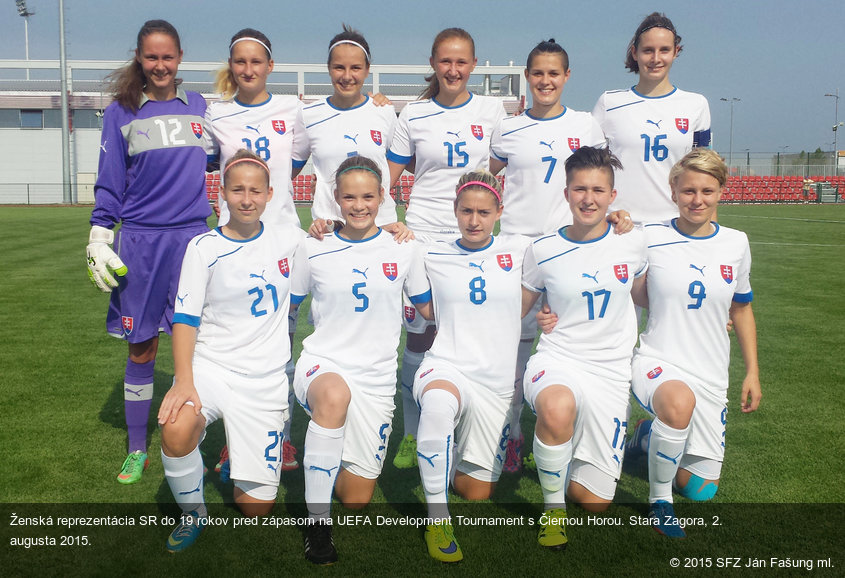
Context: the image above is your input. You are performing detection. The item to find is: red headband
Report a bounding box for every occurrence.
[456,180,502,203]
[223,157,270,177]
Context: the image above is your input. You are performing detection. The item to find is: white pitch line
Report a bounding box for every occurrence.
[721,214,845,225]
[750,241,844,248]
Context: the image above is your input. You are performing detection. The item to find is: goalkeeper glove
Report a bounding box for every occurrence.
[86,225,128,292]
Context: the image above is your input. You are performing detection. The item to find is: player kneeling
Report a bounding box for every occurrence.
[625,148,761,537]
[522,147,646,550]
[157,150,304,552]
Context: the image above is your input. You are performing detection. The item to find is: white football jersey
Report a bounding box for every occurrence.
[173,224,305,375]
[206,94,308,227]
[636,221,753,390]
[387,94,506,234]
[523,225,647,382]
[491,108,605,236]
[422,235,529,394]
[291,230,429,395]
[592,87,711,224]
[295,96,398,224]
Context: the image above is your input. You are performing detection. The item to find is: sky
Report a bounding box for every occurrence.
[1,0,844,155]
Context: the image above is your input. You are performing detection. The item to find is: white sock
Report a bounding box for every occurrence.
[533,435,571,511]
[416,388,459,520]
[400,348,424,437]
[648,418,690,504]
[303,421,345,521]
[162,446,207,518]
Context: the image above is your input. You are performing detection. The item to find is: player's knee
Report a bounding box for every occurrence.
[655,385,695,429]
[128,338,158,363]
[161,421,201,457]
[234,481,277,516]
[676,473,719,502]
[453,474,495,501]
[535,391,576,436]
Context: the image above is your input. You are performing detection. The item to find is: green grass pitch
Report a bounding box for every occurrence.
[1,204,843,575]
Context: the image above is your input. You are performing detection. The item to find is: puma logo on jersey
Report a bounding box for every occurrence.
[646,119,662,129]
[267,463,279,473]
[352,267,368,278]
[689,264,706,277]
[446,130,461,139]
[249,270,267,282]
[344,134,359,144]
[538,468,561,478]
[176,293,188,306]
[124,387,142,397]
[539,140,555,150]
[582,271,599,283]
[246,124,261,134]
[417,452,439,467]
[136,129,151,140]
[657,451,682,465]
[100,140,108,153]
[469,261,485,272]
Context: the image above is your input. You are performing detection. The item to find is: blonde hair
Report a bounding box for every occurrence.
[669,149,727,189]
[214,28,273,100]
[223,149,270,187]
[454,168,502,207]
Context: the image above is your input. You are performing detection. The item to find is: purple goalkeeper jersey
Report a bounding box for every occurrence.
[90,88,212,229]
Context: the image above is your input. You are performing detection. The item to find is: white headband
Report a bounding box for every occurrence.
[328,39,370,62]
[229,37,272,57]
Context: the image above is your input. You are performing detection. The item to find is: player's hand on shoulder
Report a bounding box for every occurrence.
[157,375,202,425]
[369,92,392,107]
[536,303,558,334]
[86,225,128,292]
[308,218,339,241]
[608,210,634,234]
[383,222,415,243]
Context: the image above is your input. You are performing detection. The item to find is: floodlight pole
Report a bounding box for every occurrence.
[824,89,840,174]
[720,97,740,171]
[16,0,34,80]
[59,0,72,203]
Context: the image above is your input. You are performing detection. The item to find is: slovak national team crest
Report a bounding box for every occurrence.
[614,264,629,284]
[404,306,416,322]
[675,118,689,134]
[122,315,134,335]
[647,366,663,379]
[568,137,581,152]
[419,368,434,379]
[720,265,734,284]
[382,262,398,281]
[370,130,383,146]
[306,365,320,377]
[272,120,286,135]
[531,370,545,383]
[278,258,290,278]
[497,254,513,272]
[191,122,203,139]
[471,125,484,140]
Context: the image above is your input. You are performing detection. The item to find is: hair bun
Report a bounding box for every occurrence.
[548,38,556,43]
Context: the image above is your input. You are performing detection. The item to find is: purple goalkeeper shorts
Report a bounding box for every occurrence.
[106,222,209,343]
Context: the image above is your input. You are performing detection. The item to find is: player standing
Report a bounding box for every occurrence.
[290,156,427,565]
[156,150,304,552]
[205,28,307,472]
[412,170,529,562]
[386,28,507,467]
[625,149,761,537]
[522,147,647,550]
[295,25,398,227]
[489,39,606,472]
[592,12,711,224]
[86,20,211,485]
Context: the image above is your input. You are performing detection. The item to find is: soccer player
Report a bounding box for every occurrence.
[489,39,606,472]
[86,20,211,485]
[295,25,398,227]
[625,149,761,537]
[592,12,711,224]
[521,147,647,550]
[290,156,428,565]
[412,170,530,563]
[157,150,304,552]
[386,28,507,468]
[205,28,306,472]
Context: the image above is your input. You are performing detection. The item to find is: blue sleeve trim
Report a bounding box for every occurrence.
[386,150,412,164]
[291,294,306,305]
[292,159,307,169]
[173,313,200,327]
[732,291,753,303]
[409,290,432,305]
[491,151,508,162]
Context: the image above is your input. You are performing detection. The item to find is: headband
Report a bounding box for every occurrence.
[229,37,272,57]
[328,39,370,62]
[337,164,381,183]
[223,157,270,177]
[456,180,502,203]
[637,24,676,39]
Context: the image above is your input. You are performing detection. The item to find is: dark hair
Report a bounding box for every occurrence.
[223,148,270,187]
[625,12,683,73]
[526,38,569,71]
[215,28,273,100]
[564,146,623,187]
[108,19,181,112]
[421,28,475,100]
[335,155,383,187]
[327,24,371,65]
